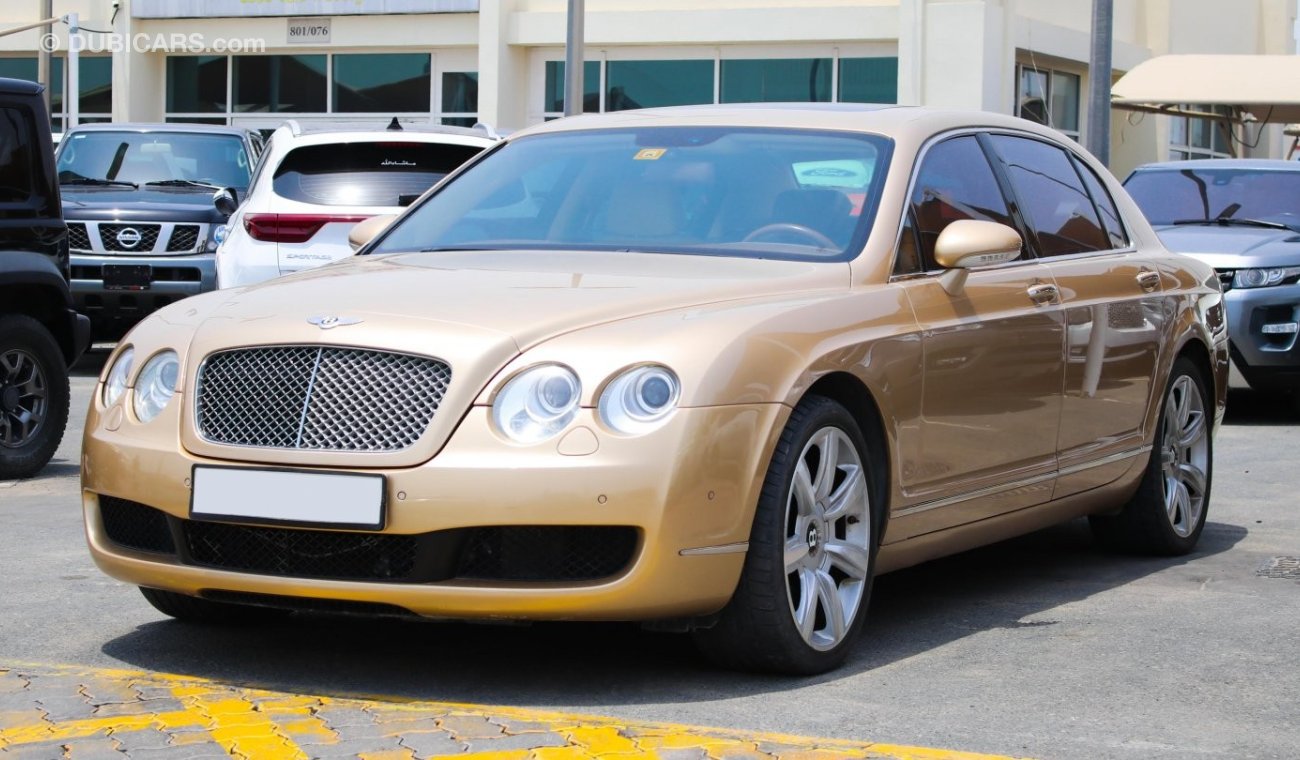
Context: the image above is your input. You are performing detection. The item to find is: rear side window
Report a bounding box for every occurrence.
[906,135,1014,270]
[988,135,1109,257]
[273,141,484,207]
[1071,154,1128,249]
[0,107,35,204]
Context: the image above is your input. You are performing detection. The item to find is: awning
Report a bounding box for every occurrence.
[1111,55,1300,124]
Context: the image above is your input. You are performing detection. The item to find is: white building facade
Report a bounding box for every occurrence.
[1,0,1296,175]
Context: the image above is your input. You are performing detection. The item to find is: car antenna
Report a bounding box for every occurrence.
[387,117,403,131]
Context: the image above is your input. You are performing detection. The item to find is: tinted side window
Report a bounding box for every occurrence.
[0,107,35,204]
[1071,154,1127,249]
[989,135,1108,256]
[909,135,1013,269]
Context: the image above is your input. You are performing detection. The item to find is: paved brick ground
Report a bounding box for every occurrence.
[0,664,1024,760]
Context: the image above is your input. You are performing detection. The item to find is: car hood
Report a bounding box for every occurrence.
[61,186,234,223]
[1153,225,1300,269]
[186,249,847,351]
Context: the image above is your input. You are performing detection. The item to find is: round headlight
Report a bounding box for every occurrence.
[102,347,134,407]
[132,351,180,423]
[492,364,581,443]
[599,365,681,435]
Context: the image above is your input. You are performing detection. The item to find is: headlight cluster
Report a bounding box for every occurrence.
[493,363,681,443]
[1232,267,1300,289]
[101,347,181,423]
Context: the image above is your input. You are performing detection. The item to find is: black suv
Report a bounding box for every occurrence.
[0,77,91,479]
[56,123,262,339]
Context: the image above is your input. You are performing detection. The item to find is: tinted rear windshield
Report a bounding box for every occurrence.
[57,131,250,188]
[371,127,893,262]
[1125,167,1300,227]
[272,141,484,207]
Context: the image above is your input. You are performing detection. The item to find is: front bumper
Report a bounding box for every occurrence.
[82,401,786,621]
[70,252,216,339]
[1223,283,1300,390]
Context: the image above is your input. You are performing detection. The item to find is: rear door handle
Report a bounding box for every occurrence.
[1137,270,1161,292]
[1026,283,1059,305]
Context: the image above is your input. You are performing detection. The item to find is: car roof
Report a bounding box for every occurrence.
[62,122,254,137]
[0,77,42,97]
[508,104,1072,143]
[1132,158,1300,172]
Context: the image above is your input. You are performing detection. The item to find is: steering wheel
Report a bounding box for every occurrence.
[742,223,837,249]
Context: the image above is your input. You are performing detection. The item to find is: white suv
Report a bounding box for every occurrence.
[216,121,495,288]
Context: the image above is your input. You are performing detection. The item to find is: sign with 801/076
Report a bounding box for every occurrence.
[288,17,331,44]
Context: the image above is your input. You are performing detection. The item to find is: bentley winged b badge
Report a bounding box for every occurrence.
[307,315,363,330]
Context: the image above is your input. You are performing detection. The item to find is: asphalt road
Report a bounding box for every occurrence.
[2,349,1298,760]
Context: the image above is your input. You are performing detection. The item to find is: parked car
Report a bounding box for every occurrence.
[1125,160,1300,403]
[215,121,495,288]
[56,123,263,339]
[83,105,1228,674]
[0,77,90,479]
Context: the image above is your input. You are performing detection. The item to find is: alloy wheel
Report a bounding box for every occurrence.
[783,426,872,651]
[1160,375,1209,538]
[0,349,48,449]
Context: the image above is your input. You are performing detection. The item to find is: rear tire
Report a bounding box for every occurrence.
[139,587,289,624]
[1090,357,1212,555]
[0,315,70,480]
[693,396,880,675]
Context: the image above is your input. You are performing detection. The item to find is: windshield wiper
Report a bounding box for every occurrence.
[1170,217,1293,231]
[60,177,137,189]
[145,179,223,190]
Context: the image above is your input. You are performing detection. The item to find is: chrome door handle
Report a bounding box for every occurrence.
[1026,283,1059,305]
[1137,270,1161,292]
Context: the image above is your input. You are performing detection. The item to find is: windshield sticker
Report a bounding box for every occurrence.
[635,148,667,161]
[793,159,873,189]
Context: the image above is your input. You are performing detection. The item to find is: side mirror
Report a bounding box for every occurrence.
[933,220,1023,295]
[348,214,397,252]
[213,188,239,217]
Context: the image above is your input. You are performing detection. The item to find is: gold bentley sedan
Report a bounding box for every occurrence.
[83,105,1228,674]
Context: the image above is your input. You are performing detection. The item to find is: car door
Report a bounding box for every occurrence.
[985,134,1165,498]
[890,134,1065,541]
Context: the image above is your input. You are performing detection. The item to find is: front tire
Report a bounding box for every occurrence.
[694,396,879,674]
[1090,357,1212,555]
[0,315,70,480]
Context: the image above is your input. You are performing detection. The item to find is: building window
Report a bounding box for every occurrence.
[606,60,714,111]
[0,55,109,130]
[1169,105,1233,160]
[334,53,431,113]
[542,55,898,120]
[839,57,898,104]
[233,55,327,113]
[167,56,227,114]
[543,60,601,114]
[441,72,478,126]
[1016,64,1080,139]
[165,53,475,126]
[720,58,831,103]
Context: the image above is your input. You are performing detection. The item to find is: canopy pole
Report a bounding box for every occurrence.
[563,0,585,117]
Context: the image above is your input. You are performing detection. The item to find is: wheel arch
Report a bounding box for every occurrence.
[797,371,894,542]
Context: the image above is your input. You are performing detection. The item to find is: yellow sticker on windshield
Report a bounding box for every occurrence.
[635,148,667,160]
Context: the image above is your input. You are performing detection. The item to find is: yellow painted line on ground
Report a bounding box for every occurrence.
[0,662,1033,760]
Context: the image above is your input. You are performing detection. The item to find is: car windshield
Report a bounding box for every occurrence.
[1124,167,1300,230]
[371,127,892,262]
[273,141,484,207]
[56,131,251,190]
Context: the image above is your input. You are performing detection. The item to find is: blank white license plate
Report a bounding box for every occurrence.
[190,466,385,530]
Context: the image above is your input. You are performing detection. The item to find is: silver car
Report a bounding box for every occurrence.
[1125,160,1300,404]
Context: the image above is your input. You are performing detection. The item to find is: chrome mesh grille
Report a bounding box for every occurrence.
[195,346,451,452]
[67,223,92,251]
